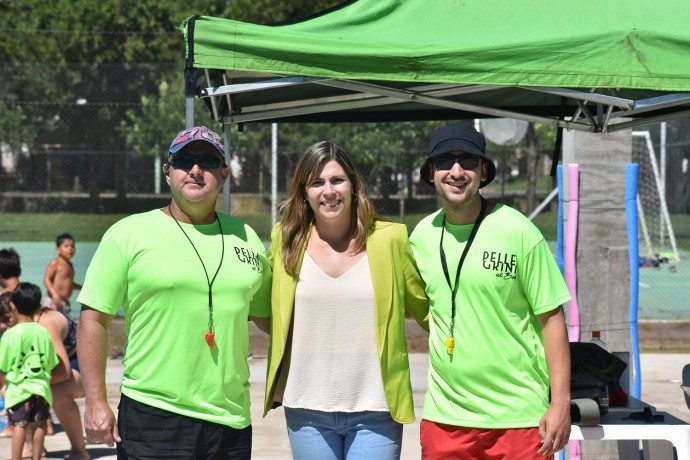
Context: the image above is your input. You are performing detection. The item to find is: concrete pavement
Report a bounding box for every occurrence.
[2,353,689,459]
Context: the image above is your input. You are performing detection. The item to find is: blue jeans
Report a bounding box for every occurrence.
[284,407,403,460]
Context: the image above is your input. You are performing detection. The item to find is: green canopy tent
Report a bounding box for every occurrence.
[180,4,685,433]
[181,0,690,133]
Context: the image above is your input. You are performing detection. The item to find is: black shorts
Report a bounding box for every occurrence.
[7,395,51,427]
[116,394,252,460]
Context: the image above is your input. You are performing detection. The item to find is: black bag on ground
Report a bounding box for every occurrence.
[569,341,627,423]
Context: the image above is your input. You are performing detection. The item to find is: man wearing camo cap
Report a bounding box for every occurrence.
[78,126,271,459]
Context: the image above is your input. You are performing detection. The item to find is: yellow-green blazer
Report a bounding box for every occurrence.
[264,220,429,423]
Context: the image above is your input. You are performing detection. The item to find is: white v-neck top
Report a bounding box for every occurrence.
[282,252,388,412]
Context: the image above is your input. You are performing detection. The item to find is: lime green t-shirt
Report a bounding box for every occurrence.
[77,210,272,428]
[0,322,58,408]
[410,204,571,429]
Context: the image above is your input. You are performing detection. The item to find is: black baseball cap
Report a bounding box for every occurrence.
[419,123,496,188]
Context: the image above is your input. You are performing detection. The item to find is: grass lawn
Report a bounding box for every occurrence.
[0,213,129,242]
[0,212,281,243]
[2,211,547,243]
[2,210,688,250]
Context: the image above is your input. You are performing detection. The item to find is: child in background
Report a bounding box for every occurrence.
[0,257,20,439]
[0,293,14,435]
[43,234,82,314]
[0,292,16,334]
[0,283,59,460]
[2,252,57,441]
[0,248,22,294]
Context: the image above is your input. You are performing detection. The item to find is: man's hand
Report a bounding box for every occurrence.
[538,401,571,456]
[77,307,118,445]
[537,307,572,456]
[84,399,121,447]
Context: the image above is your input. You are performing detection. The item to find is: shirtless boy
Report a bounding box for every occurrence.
[44,234,81,313]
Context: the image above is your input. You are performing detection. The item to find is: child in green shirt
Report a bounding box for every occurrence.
[0,283,58,460]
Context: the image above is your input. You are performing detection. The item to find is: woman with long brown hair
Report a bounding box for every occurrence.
[264,140,428,459]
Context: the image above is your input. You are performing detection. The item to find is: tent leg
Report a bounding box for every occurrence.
[222,123,232,214]
[185,97,195,128]
[185,67,196,128]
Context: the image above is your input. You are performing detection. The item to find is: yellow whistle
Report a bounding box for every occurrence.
[445,336,455,355]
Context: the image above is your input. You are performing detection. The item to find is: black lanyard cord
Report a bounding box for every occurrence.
[168,205,225,348]
[439,197,487,355]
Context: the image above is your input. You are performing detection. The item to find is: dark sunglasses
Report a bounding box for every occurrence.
[170,153,223,170]
[433,154,480,171]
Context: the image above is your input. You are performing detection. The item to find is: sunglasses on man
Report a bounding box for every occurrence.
[433,154,480,171]
[169,153,223,170]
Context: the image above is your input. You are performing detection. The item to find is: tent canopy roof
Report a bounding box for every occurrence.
[182,0,690,132]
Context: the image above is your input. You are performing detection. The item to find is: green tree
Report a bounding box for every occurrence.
[115,0,345,159]
[0,0,344,207]
[1,0,564,216]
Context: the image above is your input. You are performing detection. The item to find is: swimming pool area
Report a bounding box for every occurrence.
[2,241,689,320]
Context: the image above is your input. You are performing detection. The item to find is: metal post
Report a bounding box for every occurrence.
[271,123,278,226]
[46,150,51,193]
[154,148,161,195]
[223,123,232,214]
[184,67,196,128]
[660,122,667,243]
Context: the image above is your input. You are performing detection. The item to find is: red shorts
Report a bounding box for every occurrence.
[420,419,553,460]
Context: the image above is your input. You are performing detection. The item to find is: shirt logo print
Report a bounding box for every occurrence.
[12,345,49,380]
[483,251,517,280]
[234,247,263,273]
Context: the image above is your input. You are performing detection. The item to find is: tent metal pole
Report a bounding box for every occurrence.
[185,67,196,128]
[200,76,322,97]
[574,100,596,127]
[607,109,690,132]
[223,123,232,215]
[224,84,595,132]
[186,98,195,128]
[609,93,690,119]
[271,123,278,227]
[519,86,633,109]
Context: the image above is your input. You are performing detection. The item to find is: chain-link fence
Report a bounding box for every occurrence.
[632,123,690,319]
[1,64,689,318]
